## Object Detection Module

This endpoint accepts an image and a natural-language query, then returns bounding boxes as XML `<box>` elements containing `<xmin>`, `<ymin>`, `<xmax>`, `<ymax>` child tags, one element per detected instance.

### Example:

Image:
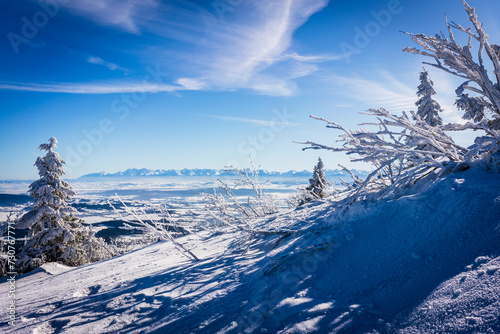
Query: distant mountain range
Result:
<box><xmin>80</xmin><ymin>168</ymin><xmax>368</xmax><ymax>179</ymax></box>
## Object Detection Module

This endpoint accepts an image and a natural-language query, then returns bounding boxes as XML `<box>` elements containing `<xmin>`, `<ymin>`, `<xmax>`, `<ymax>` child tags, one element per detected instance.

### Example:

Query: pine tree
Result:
<box><xmin>16</xmin><ymin>137</ymin><xmax>112</xmax><ymax>272</ymax></box>
<box><xmin>306</xmin><ymin>157</ymin><xmax>330</xmax><ymax>199</ymax></box>
<box><xmin>415</xmin><ymin>70</ymin><xmax>443</xmax><ymax>127</ymax></box>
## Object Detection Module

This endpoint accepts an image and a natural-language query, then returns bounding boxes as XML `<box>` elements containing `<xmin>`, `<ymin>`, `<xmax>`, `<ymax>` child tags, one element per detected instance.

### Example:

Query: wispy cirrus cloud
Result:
<box><xmin>10</xmin><ymin>0</ymin><xmax>337</xmax><ymax>97</ymax></box>
<box><xmin>59</xmin><ymin>0</ymin><xmax>158</xmax><ymax>33</ymax></box>
<box><xmin>325</xmin><ymin>65</ymin><xmax>465</xmax><ymax>123</ymax></box>
<box><xmin>281</xmin><ymin>52</ymin><xmax>345</xmax><ymax>62</ymax></box>
<box><xmin>131</xmin><ymin>0</ymin><xmax>335</xmax><ymax>96</ymax></box>
<box><xmin>326</xmin><ymin>70</ymin><xmax>417</xmax><ymax>112</ymax></box>
<box><xmin>203</xmin><ymin>114</ymin><xmax>299</xmax><ymax>127</ymax></box>
<box><xmin>87</xmin><ymin>56</ymin><xmax>129</xmax><ymax>72</ymax></box>
<box><xmin>190</xmin><ymin>0</ymin><xmax>333</xmax><ymax>95</ymax></box>
<box><xmin>0</xmin><ymin>81</ymin><xmax>180</xmax><ymax>94</ymax></box>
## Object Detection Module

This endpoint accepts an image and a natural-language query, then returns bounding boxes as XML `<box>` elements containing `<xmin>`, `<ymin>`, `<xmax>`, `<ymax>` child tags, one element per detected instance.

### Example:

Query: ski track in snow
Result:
<box><xmin>0</xmin><ymin>167</ymin><xmax>499</xmax><ymax>333</ymax></box>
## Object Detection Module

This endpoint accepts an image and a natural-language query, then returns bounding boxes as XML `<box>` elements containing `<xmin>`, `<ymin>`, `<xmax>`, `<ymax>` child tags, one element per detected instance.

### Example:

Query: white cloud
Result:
<box><xmin>0</xmin><ymin>81</ymin><xmax>180</xmax><ymax>94</ymax></box>
<box><xmin>327</xmin><ymin>71</ymin><xmax>416</xmax><ymax>112</ymax></box>
<box><xmin>203</xmin><ymin>114</ymin><xmax>299</xmax><ymax>127</ymax></box>
<box><xmin>326</xmin><ymin>63</ymin><xmax>468</xmax><ymax>124</ymax></box>
<box><xmin>130</xmin><ymin>0</ymin><xmax>333</xmax><ymax>96</ymax></box>
<box><xmin>59</xmin><ymin>0</ymin><xmax>158</xmax><ymax>33</ymax></box>
<box><xmin>87</xmin><ymin>56</ymin><xmax>128</xmax><ymax>72</ymax></box>
<box><xmin>11</xmin><ymin>0</ymin><xmax>334</xmax><ymax>96</ymax></box>
<box><xmin>175</xmin><ymin>78</ymin><xmax>207</xmax><ymax>91</ymax></box>
<box><xmin>199</xmin><ymin>0</ymin><xmax>330</xmax><ymax>93</ymax></box>
<box><xmin>246</xmin><ymin>75</ymin><xmax>297</xmax><ymax>97</ymax></box>
<box><xmin>282</xmin><ymin>52</ymin><xmax>345</xmax><ymax>62</ymax></box>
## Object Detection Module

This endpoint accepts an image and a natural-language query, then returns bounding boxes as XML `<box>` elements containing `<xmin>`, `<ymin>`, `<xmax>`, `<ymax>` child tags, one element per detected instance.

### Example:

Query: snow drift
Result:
<box><xmin>0</xmin><ymin>164</ymin><xmax>499</xmax><ymax>333</ymax></box>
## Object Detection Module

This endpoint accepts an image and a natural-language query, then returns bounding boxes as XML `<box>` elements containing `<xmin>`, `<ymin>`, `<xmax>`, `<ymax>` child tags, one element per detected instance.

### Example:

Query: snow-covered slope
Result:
<box><xmin>392</xmin><ymin>255</ymin><xmax>500</xmax><ymax>333</ymax></box>
<box><xmin>1</xmin><ymin>166</ymin><xmax>499</xmax><ymax>333</ymax></box>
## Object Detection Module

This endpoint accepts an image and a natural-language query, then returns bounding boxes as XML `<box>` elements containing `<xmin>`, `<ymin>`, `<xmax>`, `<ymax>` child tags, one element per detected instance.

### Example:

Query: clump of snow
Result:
<box><xmin>33</xmin><ymin>263</ymin><xmax>73</xmax><ymax>276</ymax></box>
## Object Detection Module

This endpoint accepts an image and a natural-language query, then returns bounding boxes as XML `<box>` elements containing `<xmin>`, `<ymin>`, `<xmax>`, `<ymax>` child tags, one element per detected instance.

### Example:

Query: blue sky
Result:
<box><xmin>1</xmin><ymin>0</ymin><xmax>499</xmax><ymax>179</ymax></box>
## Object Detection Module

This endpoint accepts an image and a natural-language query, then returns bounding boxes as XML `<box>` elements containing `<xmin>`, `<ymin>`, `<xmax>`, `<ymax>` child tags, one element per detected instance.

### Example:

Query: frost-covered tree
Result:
<box><xmin>298</xmin><ymin>1</ymin><xmax>500</xmax><ymax>205</ymax></box>
<box><xmin>298</xmin><ymin>109</ymin><xmax>476</xmax><ymax>203</ymax></box>
<box><xmin>16</xmin><ymin>137</ymin><xmax>112</xmax><ymax>272</ymax></box>
<box><xmin>306</xmin><ymin>157</ymin><xmax>330</xmax><ymax>199</ymax></box>
<box><xmin>403</xmin><ymin>0</ymin><xmax>500</xmax><ymax>129</ymax></box>
<box><xmin>415</xmin><ymin>70</ymin><xmax>443</xmax><ymax>127</ymax></box>
<box><xmin>200</xmin><ymin>159</ymin><xmax>278</xmax><ymax>223</ymax></box>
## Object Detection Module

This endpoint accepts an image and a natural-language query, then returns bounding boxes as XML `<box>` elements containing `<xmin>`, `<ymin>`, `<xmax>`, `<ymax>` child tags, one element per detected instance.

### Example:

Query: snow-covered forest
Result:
<box><xmin>1</xmin><ymin>0</ymin><xmax>500</xmax><ymax>333</ymax></box>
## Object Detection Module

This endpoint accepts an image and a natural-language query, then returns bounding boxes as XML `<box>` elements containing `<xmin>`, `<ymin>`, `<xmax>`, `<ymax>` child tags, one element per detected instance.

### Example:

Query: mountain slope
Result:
<box><xmin>79</xmin><ymin>168</ymin><xmax>368</xmax><ymax>179</ymax></box>
<box><xmin>1</xmin><ymin>166</ymin><xmax>499</xmax><ymax>333</ymax></box>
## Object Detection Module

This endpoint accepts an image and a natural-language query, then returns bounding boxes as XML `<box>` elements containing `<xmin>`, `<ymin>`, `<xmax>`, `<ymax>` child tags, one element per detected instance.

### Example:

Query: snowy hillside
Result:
<box><xmin>1</xmin><ymin>165</ymin><xmax>498</xmax><ymax>333</ymax></box>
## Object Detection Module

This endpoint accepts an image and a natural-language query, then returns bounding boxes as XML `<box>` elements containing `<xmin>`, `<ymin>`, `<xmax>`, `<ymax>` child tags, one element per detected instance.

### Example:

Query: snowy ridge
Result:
<box><xmin>1</xmin><ymin>166</ymin><xmax>499</xmax><ymax>333</ymax></box>
<box><xmin>80</xmin><ymin>168</ymin><xmax>368</xmax><ymax>179</ymax></box>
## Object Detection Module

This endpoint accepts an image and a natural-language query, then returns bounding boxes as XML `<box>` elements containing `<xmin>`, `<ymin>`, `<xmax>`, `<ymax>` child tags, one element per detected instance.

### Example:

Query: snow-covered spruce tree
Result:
<box><xmin>305</xmin><ymin>157</ymin><xmax>330</xmax><ymax>200</ymax></box>
<box><xmin>16</xmin><ymin>137</ymin><xmax>112</xmax><ymax>272</ymax></box>
<box><xmin>403</xmin><ymin>0</ymin><xmax>500</xmax><ymax>129</ymax></box>
<box><xmin>415</xmin><ymin>70</ymin><xmax>443</xmax><ymax>127</ymax></box>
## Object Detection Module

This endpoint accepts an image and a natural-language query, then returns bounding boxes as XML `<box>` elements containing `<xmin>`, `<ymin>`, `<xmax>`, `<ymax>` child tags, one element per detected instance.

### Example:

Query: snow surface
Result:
<box><xmin>1</xmin><ymin>166</ymin><xmax>499</xmax><ymax>333</ymax></box>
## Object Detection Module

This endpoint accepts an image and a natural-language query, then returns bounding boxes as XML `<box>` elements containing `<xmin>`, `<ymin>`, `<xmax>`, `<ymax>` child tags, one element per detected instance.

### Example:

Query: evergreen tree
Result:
<box><xmin>415</xmin><ymin>70</ymin><xmax>443</xmax><ymax>127</ymax></box>
<box><xmin>16</xmin><ymin>137</ymin><xmax>112</xmax><ymax>272</ymax></box>
<box><xmin>306</xmin><ymin>157</ymin><xmax>330</xmax><ymax>199</ymax></box>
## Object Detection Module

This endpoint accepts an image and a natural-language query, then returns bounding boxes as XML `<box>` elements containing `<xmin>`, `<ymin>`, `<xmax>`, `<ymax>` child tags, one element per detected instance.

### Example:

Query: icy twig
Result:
<box><xmin>109</xmin><ymin>196</ymin><xmax>200</xmax><ymax>262</ymax></box>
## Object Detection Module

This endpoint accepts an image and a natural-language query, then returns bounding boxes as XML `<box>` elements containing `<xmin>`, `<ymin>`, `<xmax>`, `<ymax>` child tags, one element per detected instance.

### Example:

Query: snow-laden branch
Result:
<box><xmin>299</xmin><ymin>109</ymin><xmax>467</xmax><ymax>164</ymax></box>
<box><xmin>200</xmin><ymin>159</ymin><xmax>279</xmax><ymax>223</ymax></box>
<box><xmin>402</xmin><ymin>0</ymin><xmax>500</xmax><ymax>129</ymax></box>
<box><xmin>109</xmin><ymin>196</ymin><xmax>200</xmax><ymax>262</ymax></box>
<box><xmin>297</xmin><ymin>108</ymin><xmax>486</xmax><ymax>203</ymax></box>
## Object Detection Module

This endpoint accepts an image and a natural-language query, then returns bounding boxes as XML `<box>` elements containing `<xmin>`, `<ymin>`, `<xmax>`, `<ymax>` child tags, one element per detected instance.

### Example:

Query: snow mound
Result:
<box><xmin>233</xmin><ymin>167</ymin><xmax>500</xmax><ymax>333</ymax></box>
<box><xmin>31</xmin><ymin>263</ymin><xmax>73</xmax><ymax>276</ymax></box>
<box><xmin>391</xmin><ymin>255</ymin><xmax>500</xmax><ymax>333</ymax></box>
<box><xmin>10</xmin><ymin>262</ymin><xmax>74</xmax><ymax>282</ymax></box>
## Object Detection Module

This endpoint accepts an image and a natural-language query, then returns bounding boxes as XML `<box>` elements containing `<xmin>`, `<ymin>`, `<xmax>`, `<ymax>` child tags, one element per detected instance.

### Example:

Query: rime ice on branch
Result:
<box><xmin>402</xmin><ymin>0</ymin><xmax>500</xmax><ymax>129</ymax></box>
<box><xmin>298</xmin><ymin>108</ymin><xmax>471</xmax><ymax>201</ymax></box>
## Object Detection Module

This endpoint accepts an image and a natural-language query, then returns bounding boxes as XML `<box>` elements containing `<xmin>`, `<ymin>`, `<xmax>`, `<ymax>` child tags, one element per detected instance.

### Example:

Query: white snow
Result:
<box><xmin>0</xmin><ymin>166</ymin><xmax>499</xmax><ymax>333</ymax></box>
<box><xmin>393</xmin><ymin>256</ymin><xmax>500</xmax><ymax>333</ymax></box>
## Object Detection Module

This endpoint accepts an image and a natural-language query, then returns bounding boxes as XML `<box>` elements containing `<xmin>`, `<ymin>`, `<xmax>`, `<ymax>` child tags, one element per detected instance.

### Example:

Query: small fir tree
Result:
<box><xmin>16</xmin><ymin>137</ymin><xmax>112</xmax><ymax>272</ymax></box>
<box><xmin>306</xmin><ymin>157</ymin><xmax>330</xmax><ymax>199</ymax></box>
<box><xmin>415</xmin><ymin>69</ymin><xmax>443</xmax><ymax>127</ymax></box>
